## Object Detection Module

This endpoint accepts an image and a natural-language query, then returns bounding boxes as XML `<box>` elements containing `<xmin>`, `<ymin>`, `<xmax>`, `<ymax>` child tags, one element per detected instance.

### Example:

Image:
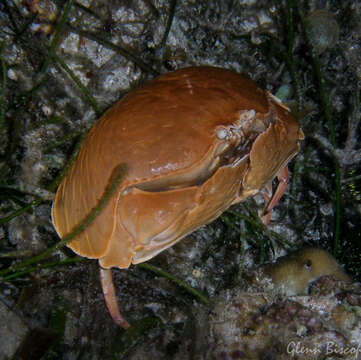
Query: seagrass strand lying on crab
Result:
<box><xmin>52</xmin><ymin>66</ymin><xmax>304</xmax><ymax>328</ymax></box>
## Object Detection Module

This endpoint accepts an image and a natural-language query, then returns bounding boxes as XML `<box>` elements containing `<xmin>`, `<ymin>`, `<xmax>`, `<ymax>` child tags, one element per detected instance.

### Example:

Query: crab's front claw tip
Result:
<box><xmin>99</xmin><ymin>267</ymin><xmax>131</xmax><ymax>329</ymax></box>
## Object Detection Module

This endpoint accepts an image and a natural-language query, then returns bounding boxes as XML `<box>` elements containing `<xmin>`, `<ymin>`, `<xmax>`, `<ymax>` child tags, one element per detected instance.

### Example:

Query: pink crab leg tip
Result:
<box><xmin>267</xmin><ymin>166</ymin><xmax>289</xmax><ymax>212</ymax></box>
<box><xmin>261</xmin><ymin>211</ymin><xmax>272</xmax><ymax>226</ymax></box>
<box><xmin>261</xmin><ymin>166</ymin><xmax>290</xmax><ymax>225</ymax></box>
<box><xmin>99</xmin><ymin>267</ymin><xmax>130</xmax><ymax>329</ymax></box>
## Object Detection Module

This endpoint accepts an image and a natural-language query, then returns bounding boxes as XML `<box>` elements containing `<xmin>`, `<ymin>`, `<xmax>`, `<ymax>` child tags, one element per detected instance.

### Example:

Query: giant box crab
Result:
<box><xmin>52</xmin><ymin>66</ymin><xmax>304</xmax><ymax>328</ymax></box>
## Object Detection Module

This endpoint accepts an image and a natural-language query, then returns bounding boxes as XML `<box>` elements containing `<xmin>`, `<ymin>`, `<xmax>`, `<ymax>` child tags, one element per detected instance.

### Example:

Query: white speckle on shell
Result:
<box><xmin>186</xmin><ymin>79</ymin><xmax>194</xmax><ymax>94</ymax></box>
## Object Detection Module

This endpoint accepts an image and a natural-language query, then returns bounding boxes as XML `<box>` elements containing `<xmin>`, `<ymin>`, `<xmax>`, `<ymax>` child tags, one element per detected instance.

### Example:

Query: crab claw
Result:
<box><xmin>260</xmin><ymin>166</ymin><xmax>290</xmax><ymax>225</ymax></box>
<box><xmin>99</xmin><ymin>267</ymin><xmax>130</xmax><ymax>329</ymax></box>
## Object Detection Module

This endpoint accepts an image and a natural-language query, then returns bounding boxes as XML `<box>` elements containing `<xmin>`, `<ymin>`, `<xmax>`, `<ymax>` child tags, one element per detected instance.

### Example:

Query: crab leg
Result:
<box><xmin>99</xmin><ymin>267</ymin><xmax>130</xmax><ymax>329</ymax></box>
<box><xmin>261</xmin><ymin>166</ymin><xmax>290</xmax><ymax>225</ymax></box>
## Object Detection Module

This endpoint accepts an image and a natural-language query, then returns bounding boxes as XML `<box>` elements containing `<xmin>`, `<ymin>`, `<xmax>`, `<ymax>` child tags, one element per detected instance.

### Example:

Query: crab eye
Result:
<box><xmin>304</xmin><ymin>259</ymin><xmax>312</xmax><ymax>269</ymax></box>
<box><xmin>216</xmin><ymin>128</ymin><xmax>228</xmax><ymax>140</ymax></box>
